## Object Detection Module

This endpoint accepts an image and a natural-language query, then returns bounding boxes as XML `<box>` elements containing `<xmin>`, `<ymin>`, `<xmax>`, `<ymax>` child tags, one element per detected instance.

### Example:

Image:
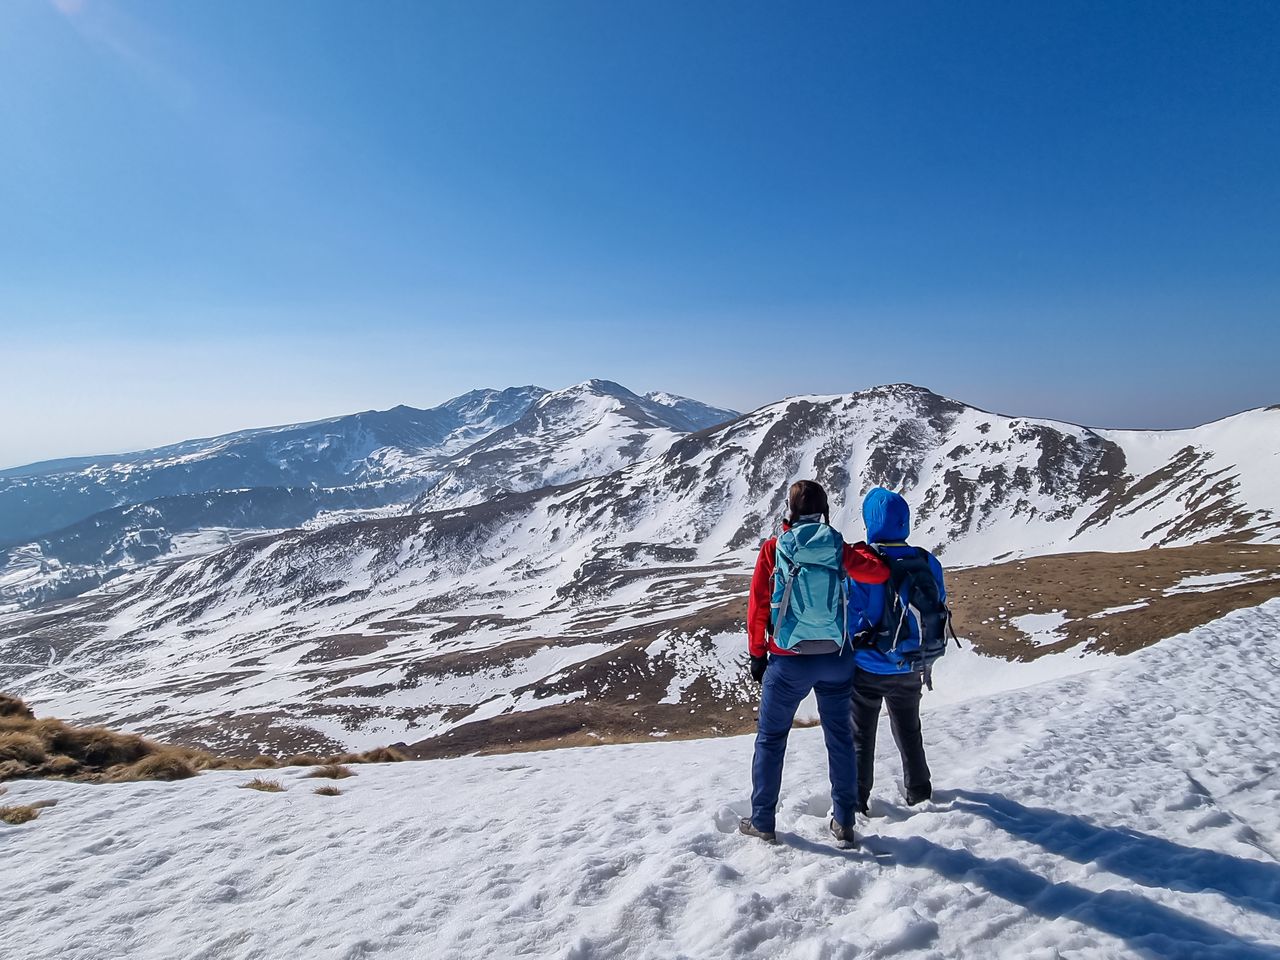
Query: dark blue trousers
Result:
<box><xmin>750</xmin><ymin>650</ymin><xmax>858</xmax><ymax>832</ymax></box>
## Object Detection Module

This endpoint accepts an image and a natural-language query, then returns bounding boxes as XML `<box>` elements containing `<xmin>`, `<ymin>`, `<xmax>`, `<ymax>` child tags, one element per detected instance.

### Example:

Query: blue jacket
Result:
<box><xmin>849</xmin><ymin>488</ymin><xmax>947</xmax><ymax>675</ymax></box>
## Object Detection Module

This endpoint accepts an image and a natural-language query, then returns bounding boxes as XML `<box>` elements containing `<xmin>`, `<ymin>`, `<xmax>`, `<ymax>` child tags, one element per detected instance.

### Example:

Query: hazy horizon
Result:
<box><xmin>4</xmin><ymin>373</ymin><xmax>1275</xmax><ymax>472</ymax></box>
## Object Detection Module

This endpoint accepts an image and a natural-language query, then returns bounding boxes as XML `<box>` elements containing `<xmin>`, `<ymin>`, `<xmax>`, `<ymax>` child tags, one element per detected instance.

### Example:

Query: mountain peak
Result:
<box><xmin>530</xmin><ymin>380</ymin><xmax>737</xmax><ymax>434</ymax></box>
<box><xmin>844</xmin><ymin>383</ymin><xmax>970</xmax><ymax>421</ymax></box>
<box><xmin>407</xmin><ymin>381</ymin><xmax>739</xmax><ymax>514</ymax></box>
<box><xmin>854</xmin><ymin>383</ymin><xmax>949</xmax><ymax>402</ymax></box>
<box><xmin>553</xmin><ymin>379</ymin><xmax>638</xmax><ymax>400</ymax></box>
<box><xmin>439</xmin><ymin>385</ymin><xmax>547</xmax><ymax>417</ymax></box>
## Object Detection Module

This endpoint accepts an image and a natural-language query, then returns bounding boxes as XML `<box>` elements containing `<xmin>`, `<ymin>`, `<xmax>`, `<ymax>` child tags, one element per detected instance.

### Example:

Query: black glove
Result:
<box><xmin>749</xmin><ymin>654</ymin><xmax>769</xmax><ymax>684</ymax></box>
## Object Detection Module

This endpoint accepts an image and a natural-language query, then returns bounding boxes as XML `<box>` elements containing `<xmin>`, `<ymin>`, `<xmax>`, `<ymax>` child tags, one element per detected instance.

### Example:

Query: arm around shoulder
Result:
<box><xmin>842</xmin><ymin>540</ymin><xmax>890</xmax><ymax>584</ymax></box>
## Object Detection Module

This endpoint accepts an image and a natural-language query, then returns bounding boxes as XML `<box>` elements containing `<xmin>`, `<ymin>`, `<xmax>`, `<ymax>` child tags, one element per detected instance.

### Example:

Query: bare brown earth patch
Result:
<box><xmin>949</xmin><ymin>542</ymin><xmax>1280</xmax><ymax>658</ymax></box>
<box><xmin>297</xmin><ymin>634</ymin><xmax>390</xmax><ymax>664</ymax></box>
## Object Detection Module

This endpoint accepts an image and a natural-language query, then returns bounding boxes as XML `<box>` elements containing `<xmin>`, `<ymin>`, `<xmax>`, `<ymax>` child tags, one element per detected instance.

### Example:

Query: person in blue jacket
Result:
<box><xmin>847</xmin><ymin>487</ymin><xmax>947</xmax><ymax>812</ymax></box>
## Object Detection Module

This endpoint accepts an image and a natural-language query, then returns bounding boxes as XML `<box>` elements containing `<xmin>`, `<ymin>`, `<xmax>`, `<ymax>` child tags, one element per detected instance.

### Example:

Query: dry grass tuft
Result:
<box><xmin>0</xmin><ymin>804</ymin><xmax>42</xmax><ymax>825</ymax></box>
<box><xmin>0</xmin><ymin>707</ymin><xmax>191</xmax><ymax>782</ymax></box>
<box><xmin>240</xmin><ymin>777</ymin><xmax>285</xmax><ymax>793</ymax></box>
<box><xmin>280</xmin><ymin>747</ymin><xmax>406</xmax><ymax>769</ymax></box>
<box><xmin>0</xmin><ymin>731</ymin><xmax>47</xmax><ymax>764</ymax></box>
<box><xmin>31</xmin><ymin>717</ymin><xmax>151</xmax><ymax>767</ymax></box>
<box><xmin>354</xmin><ymin>746</ymin><xmax>408</xmax><ymax>764</ymax></box>
<box><xmin>0</xmin><ymin>694</ymin><xmax>35</xmax><ymax>720</ymax></box>
<box><xmin>186</xmin><ymin>753</ymin><xmax>267</xmax><ymax>772</ymax></box>
<box><xmin>0</xmin><ymin>689</ymin><xmax>411</xmax><ymax>785</ymax></box>
<box><xmin>313</xmin><ymin>785</ymin><xmax>342</xmax><ymax>797</ymax></box>
<box><xmin>306</xmin><ymin>763</ymin><xmax>354</xmax><ymax>780</ymax></box>
<box><xmin>282</xmin><ymin>754</ymin><xmax>325</xmax><ymax>768</ymax></box>
<box><xmin>0</xmin><ymin>692</ymin><xmax>213</xmax><ymax>784</ymax></box>
<box><xmin>41</xmin><ymin>754</ymin><xmax>80</xmax><ymax>776</ymax></box>
<box><xmin>112</xmin><ymin>751</ymin><xmax>198</xmax><ymax>782</ymax></box>
<box><xmin>0</xmin><ymin>799</ymin><xmax>56</xmax><ymax>825</ymax></box>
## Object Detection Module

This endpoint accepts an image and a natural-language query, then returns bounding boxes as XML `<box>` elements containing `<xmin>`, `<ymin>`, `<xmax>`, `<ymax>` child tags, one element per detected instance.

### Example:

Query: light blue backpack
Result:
<box><xmin>770</xmin><ymin>521</ymin><xmax>849</xmax><ymax>651</ymax></box>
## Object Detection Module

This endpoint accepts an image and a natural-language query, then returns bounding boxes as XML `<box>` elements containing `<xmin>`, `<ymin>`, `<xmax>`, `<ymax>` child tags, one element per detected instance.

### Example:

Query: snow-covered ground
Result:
<box><xmin>4</xmin><ymin>601</ymin><xmax>1280</xmax><ymax>959</ymax></box>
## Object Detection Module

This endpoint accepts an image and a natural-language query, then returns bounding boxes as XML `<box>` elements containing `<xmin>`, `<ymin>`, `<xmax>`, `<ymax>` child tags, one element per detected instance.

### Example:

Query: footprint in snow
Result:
<box><xmin>713</xmin><ymin>803</ymin><xmax>750</xmax><ymax>833</ymax></box>
<box><xmin>798</xmin><ymin>792</ymin><xmax>832</xmax><ymax>817</ymax></box>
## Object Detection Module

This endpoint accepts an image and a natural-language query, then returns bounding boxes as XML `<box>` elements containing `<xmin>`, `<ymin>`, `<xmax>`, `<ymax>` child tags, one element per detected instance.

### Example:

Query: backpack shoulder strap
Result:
<box><xmin>771</xmin><ymin>535</ymin><xmax>800</xmax><ymax>625</ymax></box>
<box><xmin>874</xmin><ymin>551</ymin><xmax>910</xmax><ymax>647</ymax></box>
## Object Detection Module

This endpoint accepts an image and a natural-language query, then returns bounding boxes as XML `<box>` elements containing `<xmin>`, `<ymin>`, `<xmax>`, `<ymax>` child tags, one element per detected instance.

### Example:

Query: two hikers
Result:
<box><xmin>740</xmin><ymin>480</ymin><xmax>891</xmax><ymax>846</ymax></box>
<box><xmin>742</xmin><ymin>481</ymin><xmax>950</xmax><ymax>844</ymax></box>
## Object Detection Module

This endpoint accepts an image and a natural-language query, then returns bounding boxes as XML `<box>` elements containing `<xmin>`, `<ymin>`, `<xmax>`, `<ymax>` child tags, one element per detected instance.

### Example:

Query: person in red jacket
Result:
<box><xmin>740</xmin><ymin>480</ymin><xmax>891</xmax><ymax>846</ymax></box>
<box><xmin>746</xmin><ymin>502</ymin><xmax>890</xmax><ymax>667</ymax></box>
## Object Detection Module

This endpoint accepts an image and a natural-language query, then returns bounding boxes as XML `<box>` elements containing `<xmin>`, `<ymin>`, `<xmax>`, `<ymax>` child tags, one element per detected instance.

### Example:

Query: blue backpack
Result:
<box><xmin>770</xmin><ymin>522</ymin><xmax>849</xmax><ymax>650</ymax></box>
<box><xmin>856</xmin><ymin>546</ymin><xmax>960</xmax><ymax>688</ymax></box>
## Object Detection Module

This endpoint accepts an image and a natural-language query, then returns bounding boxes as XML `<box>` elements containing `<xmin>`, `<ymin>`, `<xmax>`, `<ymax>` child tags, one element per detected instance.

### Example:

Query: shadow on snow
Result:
<box><xmin>948</xmin><ymin>789</ymin><xmax>1280</xmax><ymax>923</ymax></box>
<box><xmin>775</xmin><ymin>787</ymin><xmax>1280</xmax><ymax>960</ymax></box>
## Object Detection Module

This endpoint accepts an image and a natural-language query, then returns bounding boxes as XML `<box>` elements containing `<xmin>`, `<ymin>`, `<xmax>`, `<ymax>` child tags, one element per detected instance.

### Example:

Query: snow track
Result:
<box><xmin>4</xmin><ymin>601</ymin><xmax>1280</xmax><ymax>959</ymax></box>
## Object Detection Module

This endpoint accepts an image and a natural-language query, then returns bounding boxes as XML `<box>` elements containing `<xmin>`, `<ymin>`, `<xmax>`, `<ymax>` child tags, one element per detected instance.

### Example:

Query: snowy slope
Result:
<box><xmin>411</xmin><ymin>380</ymin><xmax>738</xmax><ymax>512</ymax></box>
<box><xmin>1079</xmin><ymin>408</ymin><xmax>1280</xmax><ymax>552</ymax></box>
<box><xmin>4</xmin><ymin>600</ymin><xmax>1279</xmax><ymax>960</ymax></box>
<box><xmin>643</xmin><ymin>390</ymin><xmax>741</xmax><ymax>432</ymax></box>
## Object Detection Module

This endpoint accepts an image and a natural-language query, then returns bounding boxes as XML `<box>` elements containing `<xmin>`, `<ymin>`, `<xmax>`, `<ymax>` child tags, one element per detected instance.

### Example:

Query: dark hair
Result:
<box><xmin>786</xmin><ymin>479</ymin><xmax>830</xmax><ymax>524</ymax></box>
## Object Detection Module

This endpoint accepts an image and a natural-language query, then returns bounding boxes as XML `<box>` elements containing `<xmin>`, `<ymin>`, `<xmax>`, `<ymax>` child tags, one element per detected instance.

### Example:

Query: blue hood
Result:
<box><xmin>863</xmin><ymin>487</ymin><xmax>910</xmax><ymax>543</ymax></box>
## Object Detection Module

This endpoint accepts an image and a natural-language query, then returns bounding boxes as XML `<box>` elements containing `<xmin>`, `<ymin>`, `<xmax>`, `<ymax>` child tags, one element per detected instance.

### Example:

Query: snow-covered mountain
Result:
<box><xmin>2</xmin><ymin>383</ymin><xmax>1276</xmax><ymax>756</ymax></box>
<box><xmin>0</xmin><ymin>388</ymin><xmax>549</xmax><ymax>610</ymax></box>
<box><xmin>0</xmin><ymin>386</ymin><xmax>547</xmax><ymax>546</ymax></box>
<box><xmin>642</xmin><ymin>390</ymin><xmax>740</xmax><ymax>433</ymax></box>
<box><xmin>411</xmin><ymin>380</ymin><xmax>739</xmax><ymax>512</ymax></box>
<box><xmin>0</xmin><ymin>382</ymin><xmax>737</xmax><ymax>610</ymax></box>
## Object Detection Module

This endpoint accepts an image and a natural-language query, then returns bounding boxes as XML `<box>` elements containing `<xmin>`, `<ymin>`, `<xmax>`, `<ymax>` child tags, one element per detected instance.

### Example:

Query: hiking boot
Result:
<box><xmin>739</xmin><ymin>818</ymin><xmax>778</xmax><ymax>844</ymax></box>
<box><xmin>901</xmin><ymin>782</ymin><xmax>933</xmax><ymax>806</ymax></box>
<box><xmin>828</xmin><ymin>818</ymin><xmax>859</xmax><ymax>848</ymax></box>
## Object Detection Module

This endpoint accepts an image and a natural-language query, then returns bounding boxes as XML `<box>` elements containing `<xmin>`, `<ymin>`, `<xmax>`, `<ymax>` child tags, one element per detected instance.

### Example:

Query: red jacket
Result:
<box><xmin>747</xmin><ymin>527</ymin><xmax>890</xmax><ymax>658</ymax></box>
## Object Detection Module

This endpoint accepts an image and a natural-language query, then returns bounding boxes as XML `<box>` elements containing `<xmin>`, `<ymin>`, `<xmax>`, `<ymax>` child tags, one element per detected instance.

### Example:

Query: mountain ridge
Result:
<box><xmin>409</xmin><ymin>379</ymin><xmax>739</xmax><ymax>513</ymax></box>
<box><xmin>0</xmin><ymin>386</ymin><xmax>550</xmax><ymax>546</ymax></box>
<box><xmin>0</xmin><ymin>381</ymin><xmax>741</xmax><ymax>611</ymax></box>
<box><xmin>2</xmin><ymin>381</ymin><xmax>1276</xmax><ymax>756</ymax></box>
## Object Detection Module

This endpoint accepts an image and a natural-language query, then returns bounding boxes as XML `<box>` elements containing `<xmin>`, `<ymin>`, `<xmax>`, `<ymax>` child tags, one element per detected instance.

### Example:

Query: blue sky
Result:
<box><xmin>1</xmin><ymin>0</ymin><xmax>1277</xmax><ymax>467</ymax></box>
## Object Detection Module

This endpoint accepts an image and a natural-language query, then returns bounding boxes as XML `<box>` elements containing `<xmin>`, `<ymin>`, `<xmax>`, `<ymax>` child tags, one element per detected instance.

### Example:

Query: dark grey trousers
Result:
<box><xmin>851</xmin><ymin>668</ymin><xmax>931</xmax><ymax>807</ymax></box>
